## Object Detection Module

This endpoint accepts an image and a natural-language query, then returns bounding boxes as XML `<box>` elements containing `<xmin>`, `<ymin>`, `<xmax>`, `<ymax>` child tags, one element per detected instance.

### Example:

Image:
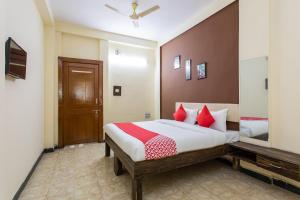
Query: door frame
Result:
<box><xmin>58</xmin><ymin>57</ymin><xmax>103</xmax><ymax>148</ymax></box>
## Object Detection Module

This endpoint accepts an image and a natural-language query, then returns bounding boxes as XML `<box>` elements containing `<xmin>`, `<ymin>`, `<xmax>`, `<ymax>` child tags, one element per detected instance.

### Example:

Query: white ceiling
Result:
<box><xmin>49</xmin><ymin>0</ymin><xmax>214</xmax><ymax>41</ymax></box>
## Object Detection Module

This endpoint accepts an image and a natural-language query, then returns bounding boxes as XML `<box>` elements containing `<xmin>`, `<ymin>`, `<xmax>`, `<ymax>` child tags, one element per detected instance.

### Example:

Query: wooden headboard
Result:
<box><xmin>176</xmin><ymin>102</ymin><xmax>240</xmax><ymax>131</ymax></box>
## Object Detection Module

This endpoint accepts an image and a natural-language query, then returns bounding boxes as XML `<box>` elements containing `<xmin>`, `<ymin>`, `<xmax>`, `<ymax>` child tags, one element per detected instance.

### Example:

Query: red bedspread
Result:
<box><xmin>114</xmin><ymin>122</ymin><xmax>177</xmax><ymax>160</ymax></box>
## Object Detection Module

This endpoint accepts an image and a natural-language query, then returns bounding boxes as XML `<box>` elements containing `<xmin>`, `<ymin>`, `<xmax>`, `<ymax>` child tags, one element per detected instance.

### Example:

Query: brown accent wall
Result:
<box><xmin>160</xmin><ymin>1</ymin><xmax>239</xmax><ymax>119</ymax></box>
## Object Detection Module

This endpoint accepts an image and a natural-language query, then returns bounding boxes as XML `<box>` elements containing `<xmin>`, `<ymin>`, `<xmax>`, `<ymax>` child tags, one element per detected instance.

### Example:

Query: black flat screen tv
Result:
<box><xmin>5</xmin><ymin>37</ymin><xmax>27</xmax><ymax>79</ymax></box>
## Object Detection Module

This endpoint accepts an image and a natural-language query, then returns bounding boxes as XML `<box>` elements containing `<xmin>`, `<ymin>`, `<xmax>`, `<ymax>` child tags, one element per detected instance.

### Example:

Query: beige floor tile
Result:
<box><xmin>19</xmin><ymin>184</ymin><xmax>49</xmax><ymax>200</ymax></box>
<box><xmin>19</xmin><ymin>143</ymin><xmax>299</xmax><ymax>200</ymax></box>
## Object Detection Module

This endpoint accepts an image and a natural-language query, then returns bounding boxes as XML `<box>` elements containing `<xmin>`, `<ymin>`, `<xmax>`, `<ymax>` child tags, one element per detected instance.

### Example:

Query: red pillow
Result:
<box><xmin>173</xmin><ymin>104</ymin><xmax>187</xmax><ymax>121</ymax></box>
<box><xmin>197</xmin><ymin>105</ymin><xmax>215</xmax><ymax>127</ymax></box>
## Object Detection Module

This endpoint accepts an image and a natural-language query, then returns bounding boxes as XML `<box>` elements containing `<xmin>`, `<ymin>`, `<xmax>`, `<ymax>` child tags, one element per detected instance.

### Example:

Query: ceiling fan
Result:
<box><xmin>105</xmin><ymin>1</ymin><xmax>160</xmax><ymax>28</ymax></box>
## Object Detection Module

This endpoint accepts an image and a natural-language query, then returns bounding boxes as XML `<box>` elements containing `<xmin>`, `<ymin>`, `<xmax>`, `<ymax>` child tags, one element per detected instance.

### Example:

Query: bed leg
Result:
<box><xmin>132</xmin><ymin>178</ymin><xmax>142</xmax><ymax>200</ymax></box>
<box><xmin>105</xmin><ymin>142</ymin><xmax>110</xmax><ymax>157</ymax></box>
<box><xmin>114</xmin><ymin>156</ymin><xmax>123</xmax><ymax>176</ymax></box>
<box><xmin>232</xmin><ymin>157</ymin><xmax>240</xmax><ymax>170</ymax></box>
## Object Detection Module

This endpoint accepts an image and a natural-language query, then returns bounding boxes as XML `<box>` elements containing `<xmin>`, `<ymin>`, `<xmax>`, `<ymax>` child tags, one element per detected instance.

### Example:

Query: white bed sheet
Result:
<box><xmin>103</xmin><ymin>119</ymin><xmax>239</xmax><ymax>161</ymax></box>
<box><xmin>240</xmin><ymin>120</ymin><xmax>269</xmax><ymax>137</ymax></box>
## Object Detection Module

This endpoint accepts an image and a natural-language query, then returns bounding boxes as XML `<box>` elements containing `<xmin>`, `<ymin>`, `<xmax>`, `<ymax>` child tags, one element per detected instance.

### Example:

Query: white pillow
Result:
<box><xmin>184</xmin><ymin>108</ymin><xmax>198</xmax><ymax>125</ymax></box>
<box><xmin>210</xmin><ymin>109</ymin><xmax>228</xmax><ymax>132</ymax></box>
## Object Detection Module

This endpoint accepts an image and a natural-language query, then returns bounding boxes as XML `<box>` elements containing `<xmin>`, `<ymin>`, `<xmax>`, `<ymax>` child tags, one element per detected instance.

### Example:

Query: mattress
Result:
<box><xmin>104</xmin><ymin>119</ymin><xmax>239</xmax><ymax>161</ymax></box>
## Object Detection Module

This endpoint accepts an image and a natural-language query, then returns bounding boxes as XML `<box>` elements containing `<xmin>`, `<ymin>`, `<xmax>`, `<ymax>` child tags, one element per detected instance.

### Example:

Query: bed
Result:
<box><xmin>104</xmin><ymin>103</ymin><xmax>239</xmax><ymax>200</ymax></box>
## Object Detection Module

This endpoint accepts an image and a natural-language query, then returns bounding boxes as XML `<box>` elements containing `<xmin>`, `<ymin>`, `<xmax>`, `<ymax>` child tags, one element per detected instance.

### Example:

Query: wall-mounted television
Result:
<box><xmin>5</xmin><ymin>37</ymin><xmax>27</xmax><ymax>79</ymax></box>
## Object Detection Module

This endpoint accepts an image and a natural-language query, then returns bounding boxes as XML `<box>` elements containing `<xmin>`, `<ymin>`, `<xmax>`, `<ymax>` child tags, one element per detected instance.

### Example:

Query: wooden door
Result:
<box><xmin>58</xmin><ymin>57</ymin><xmax>103</xmax><ymax>147</ymax></box>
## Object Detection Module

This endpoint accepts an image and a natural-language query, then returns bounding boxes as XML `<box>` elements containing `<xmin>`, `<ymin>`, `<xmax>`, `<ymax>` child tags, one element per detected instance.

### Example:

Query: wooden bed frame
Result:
<box><xmin>104</xmin><ymin>103</ymin><xmax>239</xmax><ymax>200</ymax></box>
<box><xmin>105</xmin><ymin>133</ymin><xmax>234</xmax><ymax>200</ymax></box>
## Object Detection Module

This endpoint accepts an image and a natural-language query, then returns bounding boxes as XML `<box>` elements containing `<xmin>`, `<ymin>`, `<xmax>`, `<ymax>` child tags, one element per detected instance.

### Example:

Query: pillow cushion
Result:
<box><xmin>210</xmin><ymin>109</ymin><xmax>228</xmax><ymax>132</ymax></box>
<box><xmin>173</xmin><ymin>104</ymin><xmax>186</xmax><ymax>121</ymax></box>
<box><xmin>184</xmin><ymin>108</ymin><xmax>198</xmax><ymax>125</ymax></box>
<box><xmin>197</xmin><ymin>105</ymin><xmax>215</xmax><ymax>127</ymax></box>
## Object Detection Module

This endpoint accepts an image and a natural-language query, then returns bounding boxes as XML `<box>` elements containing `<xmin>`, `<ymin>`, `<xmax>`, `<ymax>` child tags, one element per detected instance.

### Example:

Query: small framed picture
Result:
<box><xmin>174</xmin><ymin>55</ymin><xmax>181</xmax><ymax>69</ymax></box>
<box><xmin>113</xmin><ymin>86</ymin><xmax>121</xmax><ymax>96</ymax></box>
<box><xmin>197</xmin><ymin>63</ymin><xmax>207</xmax><ymax>79</ymax></box>
<box><xmin>185</xmin><ymin>59</ymin><xmax>191</xmax><ymax>80</ymax></box>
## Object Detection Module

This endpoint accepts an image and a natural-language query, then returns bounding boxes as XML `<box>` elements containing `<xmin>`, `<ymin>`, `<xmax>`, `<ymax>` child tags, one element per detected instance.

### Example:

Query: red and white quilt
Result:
<box><xmin>114</xmin><ymin>122</ymin><xmax>177</xmax><ymax>160</ymax></box>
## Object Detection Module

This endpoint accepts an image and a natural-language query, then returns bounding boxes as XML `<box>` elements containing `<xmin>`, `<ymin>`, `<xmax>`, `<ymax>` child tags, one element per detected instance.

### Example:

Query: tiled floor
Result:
<box><xmin>19</xmin><ymin>143</ymin><xmax>299</xmax><ymax>200</ymax></box>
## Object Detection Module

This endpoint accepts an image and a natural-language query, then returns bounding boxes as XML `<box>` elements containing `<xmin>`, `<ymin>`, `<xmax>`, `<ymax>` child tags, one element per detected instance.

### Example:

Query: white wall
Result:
<box><xmin>107</xmin><ymin>42</ymin><xmax>155</xmax><ymax>122</ymax></box>
<box><xmin>44</xmin><ymin>25</ymin><xmax>56</xmax><ymax>148</ymax></box>
<box><xmin>55</xmin><ymin>22</ymin><xmax>157</xmax><ymax>49</ymax></box>
<box><xmin>1</xmin><ymin>0</ymin><xmax>45</xmax><ymax>199</ymax></box>
<box><xmin>239</xmin><ymin>0</ymin><xmax>269</xmax><ymax>60</ymax></box>
<box><xmin>153</xmin><ymin>46</ymin><xmax>160</xmax><ymax>119</ymax></box>
<box><xmin>99</xmin><ymin>39</ymin><xmax>109</xmax><ymax>125</ymax></box>
<box><xmin>269</xmin><ymin>0</ymin><xmax>300</xmax><ymax>154</ymax></box>
<box><xmin>0</xmin><ymin>0</ymin><xmax>6</xmax><ymax>199</ymax></box>
<box><xmin>61</xmin><ymin>33</ymin><xmax>100</xmax><ymax>60</ymax></box>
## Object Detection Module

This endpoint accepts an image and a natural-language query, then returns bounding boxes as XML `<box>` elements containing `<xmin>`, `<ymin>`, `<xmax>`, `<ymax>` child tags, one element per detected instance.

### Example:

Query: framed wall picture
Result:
<box><xmin>197</xmin><ymin>63</ymin><xmax>207</xmax><ymax>79</ymax></box>
<box><xmin>174</xmin><ymin>55</ymin><xmax>181</xmax><ymax>69</ymax></box>
<box><xmin>113</xmin><ymin>86</ymin><xmax>122</xmax><ymax>96</ymax></box>
<box><xmin>185</xmin><ymin>59</ymin><xmax>191</xmax><ymax>80</ymax></box>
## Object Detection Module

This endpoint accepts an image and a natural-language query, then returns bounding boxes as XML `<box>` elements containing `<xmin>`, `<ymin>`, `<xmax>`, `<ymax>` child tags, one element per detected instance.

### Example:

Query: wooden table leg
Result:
<box><xmin>232</xmin><ymin>157</ymin><xmax>240</xmax><ymax>170</ymax></box>
<box><xmin>114</xmin><ymin>156</ymin><xmax>123</xmax><ymax>176</ymax></box>
<box><xmin>132</xmin><ymin>178</ymin><xmax>142</xmax><ymax>200</ymax></box>
<box><xmin>105</xmin><ymin>142</ymin><xmax>110</xmax><ymax>157</ymax></box>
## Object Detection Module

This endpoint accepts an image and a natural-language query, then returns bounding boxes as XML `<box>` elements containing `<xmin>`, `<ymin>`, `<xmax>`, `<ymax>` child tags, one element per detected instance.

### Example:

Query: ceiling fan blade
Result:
<box><xmin>132</xmin><ymin>20</ymin><xmax>139</xmax><ymax>28</ymax></box>
<box><xmin>105</xmin><ymin>4</ymin><xmax>127</xmax><ymax>16</ymax></box>
<box><xmin>137</xmin><ymin>5</ymin><xmax>160</xmax><ymax>18</ymax></box>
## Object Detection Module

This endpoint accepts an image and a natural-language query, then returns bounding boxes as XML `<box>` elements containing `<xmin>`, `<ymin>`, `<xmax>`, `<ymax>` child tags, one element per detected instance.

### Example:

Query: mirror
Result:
<box><xmin>239</xmin><ymin>57</ymin><xmax>269</xmax><ymax>142</ymax></box>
